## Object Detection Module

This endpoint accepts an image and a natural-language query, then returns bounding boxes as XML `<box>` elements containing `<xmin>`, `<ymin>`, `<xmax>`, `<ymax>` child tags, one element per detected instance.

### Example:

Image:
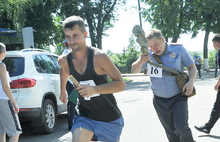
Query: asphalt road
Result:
<box><xmin>19</xmin><ymin>113</ymin><xmax>71</xmax><ymax>142</ymax></box>
<box><xmin>18</xmin><ymin>70</ymin><xmax>220</xmax><ymax>142</ymax></box>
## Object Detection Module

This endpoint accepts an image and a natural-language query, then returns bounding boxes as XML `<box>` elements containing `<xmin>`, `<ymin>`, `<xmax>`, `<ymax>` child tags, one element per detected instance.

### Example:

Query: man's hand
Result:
<box><xmin>183</xmin><ymin>83</ymin><xmax>193</xmax><ymax>96</ymax></box>
<box><xmin>140</xmin><ymin>53</ymin><xmax>149</xmax><ymax>63</ymax></box>
<box><xmin>59</xmin><ymin>92</ymin><xmax>68</xmax><ymax>104</ymax></box>
<box><xmin>13</xmin><ymin>103</ymin><xmax>19</xmax><ymax>114</ymax></box>
<box><xmin>214</xmin><ymin>83</ymin><xmax>220</xmax><ymax>91</ymax></box>
<box><xmin>76</xmin><ymin>84</ymin><xmax>95</xmax><ymax>98</ymax></box>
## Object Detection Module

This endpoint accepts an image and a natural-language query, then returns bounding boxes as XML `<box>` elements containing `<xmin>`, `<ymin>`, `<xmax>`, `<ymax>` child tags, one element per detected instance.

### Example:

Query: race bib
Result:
<box><xmin>80</xmin><ymin>80</ymin><xmax>100</xmax><ymax>100</ymax></box>
<box><xmin>147</xmin><ymin>64</ymin><xmax>163</xmax><ymax>78</ymax></box>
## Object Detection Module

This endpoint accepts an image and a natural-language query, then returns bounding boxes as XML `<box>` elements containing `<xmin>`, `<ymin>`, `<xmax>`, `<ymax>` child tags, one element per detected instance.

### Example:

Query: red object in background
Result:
<box><xmin>64</xmin><ymin>42</ymin><xmax>69</xmax><ymax>46</ymax></box>
<box><xmin>10</xmin><ymin>78</ymin><xmax>36</xmax><ymax>89</ymax></box>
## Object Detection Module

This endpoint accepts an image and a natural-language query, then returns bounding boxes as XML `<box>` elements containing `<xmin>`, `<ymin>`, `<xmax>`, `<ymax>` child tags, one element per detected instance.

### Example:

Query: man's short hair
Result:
<box><xmin>212</xmin><ymin>34</ymin><xmax>220</xmax><ymax>43</ymax></box>
<box><xmin>62</xmin><ymin>15</ymin><xmax>86</xmax><ymax>33</ymax></box>
<box><xmin>146</xmin><ymin>29</ymin><xmax>163</xmax><ymax>40</ymax></box>
<box><xmin>0</xmin><ymin>42</ymin><xmax>6</xmax><ymax>53</ymax></box>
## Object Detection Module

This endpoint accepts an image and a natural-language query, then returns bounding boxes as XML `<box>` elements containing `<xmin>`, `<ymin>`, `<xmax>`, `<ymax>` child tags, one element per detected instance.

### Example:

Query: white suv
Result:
<box><xmin>3</xmin><ymin>49</ymin><xmax>67</xmax><ymax>134</ymax></box>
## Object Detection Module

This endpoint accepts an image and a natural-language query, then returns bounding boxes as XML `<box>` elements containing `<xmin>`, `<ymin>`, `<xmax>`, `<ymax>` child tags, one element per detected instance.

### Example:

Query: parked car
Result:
<box><xmin>3</xmin><ymin>48</ymin><xmax>67</xmax><ymax>134</ymax></box>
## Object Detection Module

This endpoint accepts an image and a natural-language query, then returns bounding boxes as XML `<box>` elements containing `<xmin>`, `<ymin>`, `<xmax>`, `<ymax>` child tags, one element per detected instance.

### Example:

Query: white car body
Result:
<box><xmin>4</xmin><ymin>49</ymin><xmax>66</xmax><ymax>133</ymax></box>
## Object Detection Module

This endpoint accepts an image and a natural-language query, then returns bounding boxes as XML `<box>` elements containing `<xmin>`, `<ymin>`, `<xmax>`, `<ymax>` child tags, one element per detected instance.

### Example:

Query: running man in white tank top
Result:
<box><xmin>0</xmin><ymin>42</ymin><xmax>22</xmax><ymax>142</ymax></box>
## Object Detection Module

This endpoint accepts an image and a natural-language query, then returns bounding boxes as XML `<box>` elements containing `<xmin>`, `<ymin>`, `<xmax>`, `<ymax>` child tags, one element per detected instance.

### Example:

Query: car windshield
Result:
<box><xmin>3</xmin><ymin>57</ymin><xmax>25</xmax><ymax>77</ymax></box>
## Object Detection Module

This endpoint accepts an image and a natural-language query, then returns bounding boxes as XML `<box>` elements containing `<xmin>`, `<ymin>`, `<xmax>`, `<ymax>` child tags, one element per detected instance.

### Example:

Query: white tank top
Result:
<box><xmin>0</xmin><ymin>62</ymin><xmax>11</xmax><ymax>100</ymax></box>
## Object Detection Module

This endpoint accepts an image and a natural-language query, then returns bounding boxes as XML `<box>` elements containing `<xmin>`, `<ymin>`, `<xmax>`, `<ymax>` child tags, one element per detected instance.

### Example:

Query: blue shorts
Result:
<box><xmin>71</xmin><ymin>115</ymin><xmax>124</xmax><ymax>142</ymax></box>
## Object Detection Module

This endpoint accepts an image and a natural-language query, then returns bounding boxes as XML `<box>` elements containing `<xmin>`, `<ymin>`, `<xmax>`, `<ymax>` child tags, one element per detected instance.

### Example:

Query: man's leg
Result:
<box><xmin>0</xmin><ymin>134</ymin><xmax>6</xmax><ymax>142</ymax></box>
<box><xmin>72</xmin><ymin>128</ymin><xmax>94</xmax><ymax>142</ymax></box>
<box><xmin>205</xmin><ymin>90</ymin><xmax>220</xmax><ymax>130</ymax></box>
<box><xmin>66</xmin><ymin>81</ymin><xmax>76</xmax><ymax>130</ymax></box>
<box><xmin>195</xmin><ymin>89</ymin><xmax>220</xmax><ymax>134</ymax></box>
<box><xmin>9</xmin><ymin>135</ymin><xmax>20</xmax><ymax>142</ymax></box>
<box><xmin>196</xmin><ymin>65</ymin><xmax>201</xmax><ymax>78</ymax></box>
<box><xmin>153</xmin><ymin>96</ymin><xmax>180</xmax><ymax>142</ymax></box>
<box><xmin>198</xmin><ymin>65</ymin><xmax>201</xmax><ymax>78</ymax></box>
<box><xmin>172</xmin><ymin>95</ymin><xmax>194</xmax><ymax>142</ymax></box>
<box><xmin>68</xmin><ymin>101</ymin><xmax>76</xmax><ymax>130</ymax></box>
<box><xmin>218</xmin><ymin>60</ymin><xmax>220</xmax><ymax>68</ymax></box>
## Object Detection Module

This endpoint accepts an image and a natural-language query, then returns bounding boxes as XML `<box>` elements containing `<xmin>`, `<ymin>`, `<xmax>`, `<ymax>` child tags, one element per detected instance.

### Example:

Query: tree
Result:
<box><xmin>1</xmin><ymin>0</ymin><xmax>127</xmax><ymax>52</ymax></box>
<box><xmin>142</xmin><ymin>0</ymin><xmax>193</xmax><ymax>42</ymax></box>
<box><xmin>0</xmin><ymin>0</ymin><xmax>40</xmax><ymax>30</ymax></box>
<box><xmin>0</xmin><ymin>9</ymin><xmax>14</xmax><ymax>30</ymax></box>
<box><xmin>190</xmin><ymin>0</ymin><xmax>220</xmax><ymax>70</ymax></box>
<box><xmin>45</xmin><ymin>0</ymin><xmax>127</xmax><ymax>52</ymax></box>
<box><xmin>0</xmin><ymin>0</ymin><xmax>56</xmax><ymax>49</ymax></box>
<box><xmin>80</xmin><ymin>0</ymin><xmax>126</xmax><ymax>49</ymax></box>
<box><xmin>23</xmin><ymin>0</ymin><xmax>67</xmax><ymax>49</ymax></box>
<box><xmin>142</xmin><ymin>0</ymin><xmax>220</xmax><ymax>70</ymax></box>
<box><xmin>53</xmin><ymin>0</ymin><xmax>81</xmax><ymax>43</ymax></box>
<box><xmin>107</xmin><ymin>34</ymin><xmax>141</xmax><ymax>73</ymax></box>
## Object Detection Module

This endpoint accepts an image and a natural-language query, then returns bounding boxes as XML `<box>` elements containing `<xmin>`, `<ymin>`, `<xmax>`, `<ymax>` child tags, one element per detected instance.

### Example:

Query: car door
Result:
<box><xmin>34</xmin><ymin>54</ymin><xmax>66</xmax><ymax>113</ymax></box>
<box><xmin>37</xmin><ymin>54</ymin><xmax>59</xmax><ymax>94</ymax></box>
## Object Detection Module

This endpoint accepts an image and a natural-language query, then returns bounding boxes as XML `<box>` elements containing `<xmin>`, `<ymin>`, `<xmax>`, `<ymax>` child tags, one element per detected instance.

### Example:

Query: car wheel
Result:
<box><xmin>39</xmin><ymin>99</ymin><xmax>57</xmax><ymax>134</ymax></box>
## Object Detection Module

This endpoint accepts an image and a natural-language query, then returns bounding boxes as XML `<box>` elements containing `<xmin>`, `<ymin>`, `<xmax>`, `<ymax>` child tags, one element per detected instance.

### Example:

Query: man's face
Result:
<box><xmin>213</xmin><ymin>41</ymin><xmax>220</xmax><ymax>51</ymax></box>
<box><xmin>0</xmin><ymin>50</ymin><xmax>6</xmax><ymax>60</ymax></box>
<box><xmin>148</xmin><ymin>37</ymin><xmax>165</xmax><ymax>55</ymax></box>
<box><xmin>64</xmin><ymin>26</ymin><xmax>87</xmax><ymax>52</ymax></box>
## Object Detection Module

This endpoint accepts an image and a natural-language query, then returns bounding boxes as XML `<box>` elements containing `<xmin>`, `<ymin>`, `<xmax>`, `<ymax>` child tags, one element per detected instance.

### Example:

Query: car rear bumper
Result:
<box><xmin>18</xmin><ymin>108</ymin><xmax>41</xmax><ymax>122</ymax></box>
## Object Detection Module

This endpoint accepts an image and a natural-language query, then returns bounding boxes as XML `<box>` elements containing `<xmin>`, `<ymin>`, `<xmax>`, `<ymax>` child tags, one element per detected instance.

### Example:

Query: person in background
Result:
<box><xmin>215</xmin><ymin>52</ymin><xmax>219</xmax><ymax>78</ymax></box>
<box><xmin>61</xmin><ymin>39</ymin><xmax>75</xmax><ymax>130</ymax></box>
<box><xmin>195</xmin><ymin>34</ymin><xmax>220</xmax><ymax>134</ymax></box>
<box><xmin>62</xmin><ymin>39</ymin><xmax>72</xmax><ymax>55</ymax></box>
<box><xmin>131</xmin><ymin>28</ymin><xmax>197</xmax><ymax>142</ymax></box>
<box><xmin>0</xmin><ymin>42</ymin><xmax>22</xmax><ymax>142</ymax></box>
<box><xmin>58</xmin><ymin>15</ymin><xmax>125</xmax><ymax>142</ymax></box>
<box><xmin>193</xmin><ymin>53</ymin><xmax>202</xmax><ymax>78</ymax></box>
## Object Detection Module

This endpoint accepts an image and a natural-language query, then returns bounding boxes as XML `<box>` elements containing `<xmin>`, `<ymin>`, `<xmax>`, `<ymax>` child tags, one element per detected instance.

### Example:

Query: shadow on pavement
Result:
<box><xmin>125</xmin><ymin>81</ymin><xmax>151</xmax><ymax>91</ymax></box>
<box><xmin>19</xmin><ymin>114</ymin><xmax>70</xmax><ymax>142</ymax></box>
<box><xmin>198</xmin><ymin>134</ymin><xmax>220</xmax><ymax>140</ymax></box>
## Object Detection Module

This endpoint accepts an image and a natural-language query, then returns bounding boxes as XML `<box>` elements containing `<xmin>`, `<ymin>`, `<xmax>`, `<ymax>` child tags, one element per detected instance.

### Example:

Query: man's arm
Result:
<box><xmin>131</xmin><ymin>53</ymin><xmax>149</xmax><ymax>73</ymax></box>
<box><xmin>58</xmin><ymin>55</ymin><xmax>69</xmax><ymax>104</ymax></box>
<box><xmin>214</xmin><ymin>77</ymin><xmax>220</xmax><ymax>91</ymax></box>
<box><xmin>197</xmin><ymin>56</ymin><xmax>202</xmax><ymax>64</ymax></box>
<box><xmin>94</xmin><ymin>52</ymin><xmax>126</xmax><ymax>94</ymax></box>
<box><xmin>183</xmin><ymin>63</ymin><xmax>197</xmax><ymax>96</ymax></box>
<box><xmin>0</xmin><ymin>64</ymin><xmax>19</xmax><ymax>113</ymax></box>
<box><xmin>199</xmin><ymin>57</ymin><xmax>202</xmax><ymax>64</ymax></box>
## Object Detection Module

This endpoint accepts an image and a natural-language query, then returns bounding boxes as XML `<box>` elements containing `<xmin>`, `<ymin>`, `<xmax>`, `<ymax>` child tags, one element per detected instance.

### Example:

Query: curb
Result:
<box><xmin>125</xmin><ymin>79</ymin><xmax>133</xmax><ymax>84</ymax></box>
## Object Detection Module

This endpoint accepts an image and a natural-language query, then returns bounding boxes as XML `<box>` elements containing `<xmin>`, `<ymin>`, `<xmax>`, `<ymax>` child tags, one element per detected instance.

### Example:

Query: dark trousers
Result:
<box><xmin>215</xmin><ymin>62</ymin><xmax>218</xmax><ymax>78</ymax></box>
<box><xmin>196</xmin><ymin>65</ymin><xmax>201</xmax><ymax>78</ymax></box>
<box><xmin>153</xmin><ymin>94</ymin><xmax>194</xmax><ymax>142</ymax></box>
<box><xmin>66</xmin><ymin>81</ymin><xmax>76</xmax><ymax>130</ymax></box>
<box><xmin>205</xmin><ymin>89</ymin><xmax>220</xmax><ymax>130</ymax></box>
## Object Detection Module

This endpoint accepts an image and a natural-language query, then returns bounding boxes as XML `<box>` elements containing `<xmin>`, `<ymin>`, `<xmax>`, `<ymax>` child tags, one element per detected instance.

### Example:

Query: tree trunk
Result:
<box><xmin>203</xmin><ymin>20</ymin><xmax>211</xmax><ymax>71</ymax></box>
<box><xmin>97</xmin><ymin>32</ymin><xmax>102</xmax><ymax>49</ymax></box>
<box><xmin>96</xmin><ymin>0</ymin><xmax>104</xmax><ymax>49</ymax></box>
<box><xmin>83</xmin><ymin>0</ymin><xmax>117</xmax><ymax>49</ymax></box>
<box><xmin>171</xmin><ymin>35</ymin><xmax>179</xmax><ymax>43</ymax></box>
<box><xmin>86</xmin><ymin>17</ymin><xmax>96</xmax><ymax>47</ymax></box>
<box><xmin>83</xmin><ymin>0</ymin><xmax>97</xmax><ymax>47</ymax></box>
